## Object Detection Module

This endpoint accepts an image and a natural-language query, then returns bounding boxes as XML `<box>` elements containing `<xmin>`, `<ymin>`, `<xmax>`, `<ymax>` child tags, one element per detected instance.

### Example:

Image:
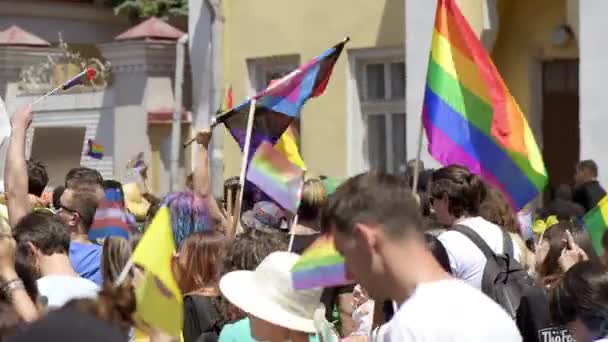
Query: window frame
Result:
<box><xmin>356</xmin><ymin>53</ymin><xmax>406</xmax><ymax>174</ymax></box>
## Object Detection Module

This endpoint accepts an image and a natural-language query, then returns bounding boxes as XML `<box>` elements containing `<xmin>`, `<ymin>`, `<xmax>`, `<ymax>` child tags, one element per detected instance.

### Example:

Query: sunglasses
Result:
<box><xmin>57</xmin><ymin>205</ymin><xmax>80</xmax><ymax>217</ymax></box>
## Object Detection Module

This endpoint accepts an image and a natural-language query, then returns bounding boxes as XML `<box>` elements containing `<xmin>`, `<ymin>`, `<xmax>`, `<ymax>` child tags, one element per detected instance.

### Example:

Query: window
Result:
<box><xmin>358</xmin><ymin>58</ymin><xmax>406</xmax><ymax>174</ymax></box>
<box><xmin>248</xmin><ymin>55</ymin><xmax>300</xmax><ymax>92</ymax></box>
<box><xmin>247</xmin><ymin>55</ymin><xmax>302</xmax><ymax>144</ymax></box>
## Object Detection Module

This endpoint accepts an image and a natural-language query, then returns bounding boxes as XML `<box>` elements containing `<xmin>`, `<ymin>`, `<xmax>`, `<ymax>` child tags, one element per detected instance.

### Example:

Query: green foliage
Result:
<box><xmin>108</xmin><ymin>0</ymin><xmax>188</xmax><ymax>20</ymax></box>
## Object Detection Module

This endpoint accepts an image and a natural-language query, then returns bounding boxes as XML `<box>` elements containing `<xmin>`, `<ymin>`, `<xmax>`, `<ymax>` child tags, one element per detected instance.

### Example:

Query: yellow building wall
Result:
<box><xmin>492</xmin><ymin>0</ymin><xmax>578</xmax><ymax>120</ymax></box>
<box><xmin>221</xmin><ymin>0</ymin><xmax>404</xmax><ymax>179</ymax></box>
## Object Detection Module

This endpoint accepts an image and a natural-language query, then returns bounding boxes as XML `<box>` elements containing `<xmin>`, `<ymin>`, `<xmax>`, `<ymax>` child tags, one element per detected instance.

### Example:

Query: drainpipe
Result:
<box><xmin>170</xmin><ymin>34</ymin><xmax>189</xmax><ymax>192</ymax></box>
<box><xmin>206</xmin><ymin>0</ymin><xmax>224</xmax><ymax>198</ymax></box>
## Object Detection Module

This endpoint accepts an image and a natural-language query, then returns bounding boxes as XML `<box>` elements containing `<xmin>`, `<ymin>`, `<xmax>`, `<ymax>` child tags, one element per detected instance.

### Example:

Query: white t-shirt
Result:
<box><xmin>438</xmin><ymin>216</ymin><xmax>522</xmax><ymax>289</ymax></box>
<box><xmin>379</xmin><ymin>279</ymin><xmax>522</xmax><ymax>342</ymax></box>
<box><xmin>37</xmin><ymin>275</ymin><xmax>99</xmax><ymax>308</ymax></box>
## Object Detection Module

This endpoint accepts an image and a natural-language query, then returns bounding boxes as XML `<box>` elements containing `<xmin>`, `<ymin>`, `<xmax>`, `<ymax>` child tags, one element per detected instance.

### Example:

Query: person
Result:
<box><xmin>539</xmin><ymin>184</ymin><xmax>584</xmax><ymax>221</ymax></box>
<box><xmin>573</xmin><ymin>160</ymin><xmax>607</xmax><ymax>213</ymax></box>
<box><xmin>240</xmin><ymin>201</ymin><xmax>288</xmax><ymax>234</ymax></box>
<box><xmin>101</xmin><ymin>237</ymin><xmax>132</xmax><ymax>287</ymax></box>
<box><xmin>88</xmin><ymin>180</ymin><xmax>132</xmax><ymax>243</ymax></box>
<box><xmin>377</xmin><ymin>233</ymin><xmax>452</xmax><ymax>327</ymax></box>
<box><xmin>0</xmin><ymin>232</ymin><xmax>39</xmax><ymax>323</ymax></box>
<box><xmin>219</xmin><ymin>228</ymin><xmax>287</xmax><ymax>324</ymax></box>
<box><xmin>219</xmin><ymin>251</ymin><xmax>322</xmax><ymax>342</ymax></box>
<box><xmin>430</xmin><ymin>165</ymin><xmax>522</xmax><ymax>289</ymax></box>
<box><xmin>57</xmin><ymin>189</ymin><xmax>103</xmax><ymax>286</ymax></box>
<box><xmin>480</xmin><ymin>186</ymin><xmax>534</xmax><ymax>271</ymax></box>
<box><xmin>603</xmin><ymin>230</ymin><xmax>608</xmax><ymax>266</ymax></box>
<box><xmin>64</xmin><ymin>167</ymin><xmax>104</xmax><ymax>200</ymax></box>
<box><xmin>52</xmin><ymin>186</ymin><xmax>65</xmax><ymax>212</ymax></box>
<box><xmin>26</xmin><ymin>160</ymin><xmax>48</xmax><ymax>200</ymax></box>
<box><xmin>516</xmin><ymin>222</ymin><xmax>598</xmax><ymax>342</ymax></box>
<box><xmin>8</xmin><ymin>307</ymin><xmax>129</xmax><ymax>342</ymax></box>
<box><xmin>322</xmin><ymin>172</ymin><xmax>521</xmax><ymax>341</ymax></box>
<box><xmin>550</xmin><ymin>261</ymin><xmax>608</xmax><ymax>342</ymax></box>
<box><xmin>175</xmin><ymin>231</ymin><xmax>226</xmax><ymax>342</ymax></box>
<box><xmin>162</xmin><ymin>191</ymin><xmax>213</xmax><ymax>248</ymax></box>
<box><xmin>288</xmin><ymin>178</ymin><xmax>355</xmax><ymax>337</ymax></box>
<box><xmin>290</xmin><ymin>179</ymin><xmax>325</xmax><ymax>253</ymax></box>
<box><xmin>13</xmin><ymin>211</ymin><xmax>99</xmax><ymax>309</ymax></box>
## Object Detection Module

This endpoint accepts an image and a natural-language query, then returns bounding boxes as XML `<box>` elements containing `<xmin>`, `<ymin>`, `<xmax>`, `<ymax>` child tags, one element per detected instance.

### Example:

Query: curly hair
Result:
<box><xmin>220</xmin><ymin>229</ymin><xmax>287</xmax><ymax>321</ymax></box>
<box><xmin>161</xmin><ymin>191</ymin><xmax>212</xmax><ymax>247</ymax></box>
<box><xmin>431</xmin><ymin>165</ymin><xmax>487</xmax><ymax>218</ymax></box>
<box><xmin>26</xmin><ymin>160</ymin><xmax>48</xmax><ymax>197</ymax></box>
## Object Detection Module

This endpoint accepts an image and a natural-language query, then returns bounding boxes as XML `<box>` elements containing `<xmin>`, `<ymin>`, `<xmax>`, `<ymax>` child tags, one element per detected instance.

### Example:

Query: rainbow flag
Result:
<box><xmin>221</xmin><ymin>86</ymin><xmax>233</xmax><ymax>112</ymax></box>
<box><xmin>132</xmin><ymin>206</ymin><xmax>183</xmax><ymax>337</ymax></box>
<box><xmin>423</xmin><ymin>0</ymin><xmax>547</xmax><ymax>210</ymax></box>
<box><xmin>583</xmin><ymin>195</ymin><xmax>608</xmax><ymax>254</ymax></box>
<box><xmin>291</xmin><ymin>234</ymin><xmax>351</xmax><ymax>290</ymax></box>
<box><xmin>247</xmin><ymin>141</ymin><xmax>304</xmax><ymax>213</ymax></box>
<box><xmin>217</xmin><ymin>38</ymin><xmax>347</xmax><ymax>162</ymax></box>
<box><xmin>274</xmin><ymin>124</ymin><xmax>306</xmax><ymax>170</ymax></box>
<box><xmin>87</xmin><ymin>139</ymin><xmax>104</xmax><ymax>159</ymax></box>
<box><xmin>61</xmin><ymin>67</ymin><xmax>96</xmax><ymax>90</ymax></box>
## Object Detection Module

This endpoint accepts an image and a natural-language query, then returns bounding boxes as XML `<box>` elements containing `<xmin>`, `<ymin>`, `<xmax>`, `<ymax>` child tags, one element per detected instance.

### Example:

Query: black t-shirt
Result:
<box><xmin>183</xmin><ymin>295</ymin><xmax>225</xmax><ymax>342</ymax></box>
<box><xmin>291</xmin><ymin>233</ymin><xmax>355</xmax><ymax>321</ymax></box>
<box><xmin>574</xmin><ymin>180</ymin><xmax>607</xmax><ymax>213</ymax></box>
<box><xmin>516</xmin><ymin>286</ymin><xmax>575</xmax><ymax>342</ymax></box>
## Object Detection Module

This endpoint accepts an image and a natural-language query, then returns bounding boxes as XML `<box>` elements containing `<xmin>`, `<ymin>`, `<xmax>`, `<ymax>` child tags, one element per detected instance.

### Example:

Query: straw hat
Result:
<box><xmin>220</xmin><ymin>251</ymin><xmax>323</xmax><ymax>333</ymax></box>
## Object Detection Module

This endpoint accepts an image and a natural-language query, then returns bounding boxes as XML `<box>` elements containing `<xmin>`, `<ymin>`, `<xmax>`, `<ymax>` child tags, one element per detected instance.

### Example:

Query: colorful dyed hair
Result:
<box><xmin>161</xmin><ymin>191</ymin><xmax>212</xmax><ymax>247</ymax></box>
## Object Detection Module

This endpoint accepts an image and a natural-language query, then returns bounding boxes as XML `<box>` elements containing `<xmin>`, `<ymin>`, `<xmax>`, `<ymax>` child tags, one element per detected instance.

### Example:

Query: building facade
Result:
<box><xmin>220</xmin><ymin>0</ymin><xmax>405</xmax><ymax>179</ymax></box>
<box><xmin>0</xmin><ymin>1</ymin><xmax>192</xmax><ymax>195</ymax></box>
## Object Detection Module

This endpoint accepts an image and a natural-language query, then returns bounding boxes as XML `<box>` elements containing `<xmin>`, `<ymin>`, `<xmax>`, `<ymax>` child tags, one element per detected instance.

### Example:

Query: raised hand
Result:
<box><xmin>558</xmin><ymin>230</ymin><xmax>588</xmax><ymax>272</ymax></box>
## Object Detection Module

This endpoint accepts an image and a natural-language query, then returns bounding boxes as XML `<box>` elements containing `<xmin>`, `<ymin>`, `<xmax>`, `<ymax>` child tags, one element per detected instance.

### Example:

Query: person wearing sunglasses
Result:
<box><xmin>56</xmin><ymin>189</ymin><xmax>103</xmax><ymax>286</ymax></box>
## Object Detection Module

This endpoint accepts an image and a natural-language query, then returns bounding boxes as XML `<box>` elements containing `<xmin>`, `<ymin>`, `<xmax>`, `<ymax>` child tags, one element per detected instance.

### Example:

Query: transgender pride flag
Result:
<box><xmin>216</xmin><ymin>38</ymin><xmax>348</xmax><ymax>158</ymax></box>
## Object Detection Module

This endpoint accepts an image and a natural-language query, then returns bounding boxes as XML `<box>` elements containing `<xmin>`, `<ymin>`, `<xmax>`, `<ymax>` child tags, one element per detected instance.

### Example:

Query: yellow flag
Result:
<box><xmin>132</xmin><ymin>207</ymin><xmax>183</xmax><ymax>337</ymax></box>
<box><xmin>274</xmin><ymin>124</ymin><xmax>306</xmax><ymax>170</ymax></box>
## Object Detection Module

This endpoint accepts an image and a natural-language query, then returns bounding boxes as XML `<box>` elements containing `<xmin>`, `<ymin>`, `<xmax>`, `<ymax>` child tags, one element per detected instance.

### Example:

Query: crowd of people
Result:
<box><xmin>0</xmin><ymin>105</ymin><xmax>606</xmax><ymax>342</ymax></box>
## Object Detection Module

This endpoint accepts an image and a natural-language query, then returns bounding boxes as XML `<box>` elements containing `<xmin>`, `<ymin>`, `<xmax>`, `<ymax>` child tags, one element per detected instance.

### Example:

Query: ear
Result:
<box><xmin>353</xmin><ymin>222</ymin><xmax>380</xmax><ymax>251</ymax></box>
<box><xmin>25</xmin><ymin>241</ymin><xmax>40</xmax><ymax>258</ymax></box>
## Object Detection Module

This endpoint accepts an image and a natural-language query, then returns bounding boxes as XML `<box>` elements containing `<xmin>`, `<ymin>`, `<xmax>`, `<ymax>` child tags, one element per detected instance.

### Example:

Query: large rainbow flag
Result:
<box><xmin>216</xmin><ymin>38</ymin><xmax>348</xmax><ymax>161</ymax></box>
<box><xmin>423</xmin><ymin>0</ymin><xmax>547</xmax><ymax>210</ymax></box>
<box><xmin>583</xmin><ymin>195</ymin><xmax>608</xmax><ymax>254</ymax></box>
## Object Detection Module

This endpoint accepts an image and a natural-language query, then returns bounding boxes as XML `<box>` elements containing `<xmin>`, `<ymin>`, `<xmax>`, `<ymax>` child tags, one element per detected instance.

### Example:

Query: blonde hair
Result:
<box><xmin>102</xmin><ymin>237</ymin><xmax>132</xmax><ymax>286</ymax></box>
<box><xmin>298</xmin><ymin>179</ymin><xmax>327</xmax><ymax>222</ymax></box>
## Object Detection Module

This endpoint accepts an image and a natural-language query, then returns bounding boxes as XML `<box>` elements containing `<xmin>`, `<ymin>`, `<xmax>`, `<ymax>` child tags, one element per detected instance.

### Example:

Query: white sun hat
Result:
<box><xmin>219</xmin><ymin>251</ymin><xmax>324</xmax><ymax>334</ymax></box>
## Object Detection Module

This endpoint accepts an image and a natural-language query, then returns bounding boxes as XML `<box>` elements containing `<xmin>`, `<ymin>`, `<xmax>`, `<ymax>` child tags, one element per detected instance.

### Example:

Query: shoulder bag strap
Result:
<box><xmin>452</xmin><ymin>224</ymin><xmax>496</xmax><ymax>259</ymax></box>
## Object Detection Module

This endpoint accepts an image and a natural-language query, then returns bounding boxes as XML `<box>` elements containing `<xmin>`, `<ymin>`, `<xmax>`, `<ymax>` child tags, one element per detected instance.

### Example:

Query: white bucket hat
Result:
<box><xmin>220</xmin><ymin>251</ymin><xmax>324</xmax><ymax>333</ymax></box>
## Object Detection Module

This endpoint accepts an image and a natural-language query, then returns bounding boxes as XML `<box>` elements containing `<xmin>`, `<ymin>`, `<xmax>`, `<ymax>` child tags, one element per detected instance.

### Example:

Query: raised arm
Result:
<box><xmin>192</xmin><ymin>130</ymin><xmax>229</xmax><ymax>232</ymax></box>
<box><xmin>5</xmin><ymin>106</ymin><xmax>33</xmax><ymax>228</ymax></box>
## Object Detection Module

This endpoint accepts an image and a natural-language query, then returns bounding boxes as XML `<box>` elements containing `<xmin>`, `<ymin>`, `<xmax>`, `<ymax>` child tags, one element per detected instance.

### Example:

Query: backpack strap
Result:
<box><xmin>452</xmin><ymin>225</ymin><xmax>496</xmax><ymax>259</ymax></box>
<box><xmin>502</xmin><ymin>230</ymin><xmax>514</xmax><ymax>258</ymax></box>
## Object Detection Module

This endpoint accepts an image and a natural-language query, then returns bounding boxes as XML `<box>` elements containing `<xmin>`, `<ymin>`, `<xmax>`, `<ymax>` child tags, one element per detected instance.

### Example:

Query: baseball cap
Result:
<box><xmin>241</xmin><ymin>201</ymin><xmax>287</xmax><ymax>232</ymax></box>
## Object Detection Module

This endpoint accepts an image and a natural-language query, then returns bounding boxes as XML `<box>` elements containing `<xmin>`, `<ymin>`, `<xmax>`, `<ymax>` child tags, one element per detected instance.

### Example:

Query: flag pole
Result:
<box><xmin>30</xmin><ymin>68</ymin><xmax>89</xmax><ymax>106</ymax></box>
<box><xmin>114</xmin><ymin>258</ymin><xmax>134</xmax><ymax>287</ymax></box>
<box><xmin>411</xmin><ymin>114</ymin><xmax>425</xmax><ymax>192</ymax></box>
<box><xmin>288</xmin><ymin>214</ymin><xmax>299</xmax><ymax>252</ymax></box>
<box><xmin>235</xmin><ymin>99</ymin><xmax>257</xmax><ymax>232</ymax></box>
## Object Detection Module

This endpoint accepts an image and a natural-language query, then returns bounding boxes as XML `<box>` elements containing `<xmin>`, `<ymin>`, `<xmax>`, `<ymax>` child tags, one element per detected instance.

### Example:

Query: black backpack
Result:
<box><xmin>453</xmin><ymin>225</ymin><xmax>535</xmax><ymax>319</ymax></box>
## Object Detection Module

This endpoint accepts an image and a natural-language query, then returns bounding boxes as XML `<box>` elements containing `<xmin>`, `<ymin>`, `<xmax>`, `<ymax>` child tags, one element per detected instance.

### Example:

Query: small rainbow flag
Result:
<box><xmin>61</xmin><ymin>67</ymin><xmax>96</xmax><ymax>91</ymax></box>
<box><xmin>291</xmin><ymin>234</ymin><xmax>351</xmax><ymax>290</ymax></box>
<box><xmin>423</xmin><ymin>0</ymin><xmax>547</xmax><ymax>210</ymax></box>
<box><xmin>87</xmin><ymin>139</ymin><xmax>104</xmax><ymax>159</ymax></box>
<box><xmin>247</xmin><ymin>141</ymin><xmax>304</xmax><ymax>213</ymax></box>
